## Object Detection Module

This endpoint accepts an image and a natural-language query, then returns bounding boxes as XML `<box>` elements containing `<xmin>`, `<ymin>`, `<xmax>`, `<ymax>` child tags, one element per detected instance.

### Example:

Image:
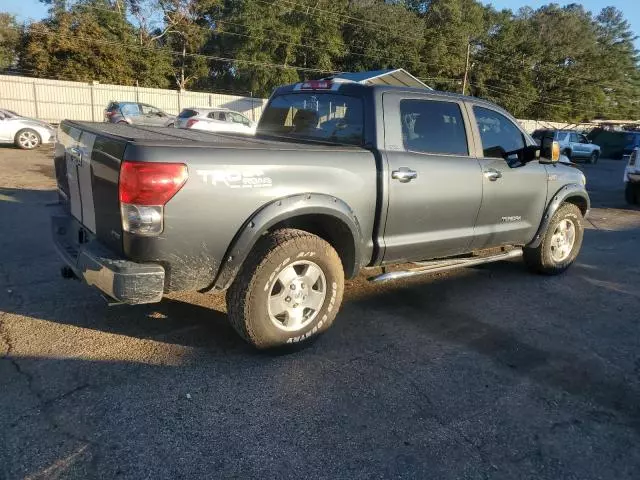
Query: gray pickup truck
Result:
<box><xmin>52</xmin><ymin>80</ymin><xmax>589</xmax><ymax>349</ymax></box>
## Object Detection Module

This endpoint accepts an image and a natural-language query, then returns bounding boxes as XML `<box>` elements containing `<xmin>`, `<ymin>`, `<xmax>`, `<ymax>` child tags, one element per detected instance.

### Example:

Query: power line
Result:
<box><xmin>55</xmin><ymin>1</ymin><xmax>627</xmax><ymax>90</ymax></box>
<box><xmin>22</xmin><ymin>26</ymin><xmax>341</xmax><ymax>75</ymax></box>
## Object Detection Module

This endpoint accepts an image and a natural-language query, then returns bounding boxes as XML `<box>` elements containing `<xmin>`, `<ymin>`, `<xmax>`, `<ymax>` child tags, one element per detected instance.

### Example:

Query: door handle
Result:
<box><xmin>484</xmin><ymin>169</ymin><xmax>502</xmax><ymax>181</ymax></box>
<box><xmin>392</xmin><ymin>167</ymin><xmax>418</xmax><ymax>183</ymax></box>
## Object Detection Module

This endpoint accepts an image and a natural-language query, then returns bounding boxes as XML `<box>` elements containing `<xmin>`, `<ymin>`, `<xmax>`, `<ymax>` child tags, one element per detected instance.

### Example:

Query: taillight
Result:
<box><xmin>119</xmin><ymin>161</ymin><xmax>188</xmax><ymax>236</ymax></box>
<box><xmin>186</xmin><ymin>119</ymin><xmax>198</xmax><ymax>128</ymax></box>
<box><xmin>119</xmin><ymin>161</ymin><xmax>188</xmax><ymax>206</ymax></box>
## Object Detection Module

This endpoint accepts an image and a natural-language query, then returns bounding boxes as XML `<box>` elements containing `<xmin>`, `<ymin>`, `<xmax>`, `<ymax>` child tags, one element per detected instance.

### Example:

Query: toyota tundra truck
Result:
<box><xmin>51</xmin><ymin>79</ymin><xmax>589</xmax><ymax>349</ymax></box>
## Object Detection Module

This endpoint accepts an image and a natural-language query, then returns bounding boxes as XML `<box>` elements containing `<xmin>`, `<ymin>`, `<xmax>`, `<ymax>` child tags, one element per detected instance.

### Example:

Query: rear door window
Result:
<box><xmin>400</xmin><ymin>99</ymin><xmax>468</xmax><ymax>155</ymax></box>
<box><xmin>473</xmin><ymin>106</ymin><xmax>525</xmax><ymax>159</ymax></box>
<box><xmin>570</xmin><ymin>132</ymin><xmax>579</xmax><ymax>143</ymax></box>
<box><xmin>229</xmin><ymin>112</ymin><xmax>250</xmax><ymax>125</ymax></box>
<box><xmin>120</xmin><ymin>103</ymin><xmax>140</xmax><ymax>116</ymax></box>
<box><xmin>140</xmin><ymin>104</ymin><xmax>161</xmax><ymax>115</ymax></box>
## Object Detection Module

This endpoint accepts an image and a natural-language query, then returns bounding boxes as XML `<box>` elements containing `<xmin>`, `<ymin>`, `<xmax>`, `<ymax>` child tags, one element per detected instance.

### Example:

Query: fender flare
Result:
<box><xmin>527</xmin><ymin>183</ymin><xmax>590</xmax><ymax>248</ymax></box>
<box><xmin>211</xmin><ymin>193</ymin><xmax>365</xmax><ymax>291</ymax></box>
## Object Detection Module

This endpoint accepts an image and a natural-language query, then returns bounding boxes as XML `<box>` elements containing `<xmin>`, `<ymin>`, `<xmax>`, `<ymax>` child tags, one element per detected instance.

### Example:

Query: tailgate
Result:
<box><xmin>54</xmin><ymin>122</ymin><xmax>126</xmax><ymax>254</ymax></box>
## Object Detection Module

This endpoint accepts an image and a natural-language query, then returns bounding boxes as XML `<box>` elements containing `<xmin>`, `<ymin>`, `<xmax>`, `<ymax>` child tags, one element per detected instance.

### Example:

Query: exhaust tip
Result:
<box><xmin>60</xmin><ymin>266</ymin><xmax>78</xmax><ymax>280</ymax></box>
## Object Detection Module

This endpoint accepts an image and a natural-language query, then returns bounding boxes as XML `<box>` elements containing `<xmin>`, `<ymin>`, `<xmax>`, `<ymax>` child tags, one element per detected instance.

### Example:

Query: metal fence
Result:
<box><xmin>0</xmin><ymin>74</ymin><xmax>268</xmax><ymax>124</ymax></box>
<box><xmin>1</xmin><ymin>73</ymin><xmax>597</xmax><ymax>133</ymax></box>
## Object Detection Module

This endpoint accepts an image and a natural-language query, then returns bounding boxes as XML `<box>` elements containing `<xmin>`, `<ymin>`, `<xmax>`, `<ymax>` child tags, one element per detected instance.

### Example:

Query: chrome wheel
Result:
<box><xmin>550</xmin><ymin>219</ymin><xmax>576</xmax><ymax>262</ymax></box>
<box><xmin>17</xmin><ymin>130</ymin><xmax>40</xmax><ymax>149</ymax></box>
<box><xmin>267</xmin><ymin>260</ymin><xmax>327</xmax><ymax>332</ymax></box>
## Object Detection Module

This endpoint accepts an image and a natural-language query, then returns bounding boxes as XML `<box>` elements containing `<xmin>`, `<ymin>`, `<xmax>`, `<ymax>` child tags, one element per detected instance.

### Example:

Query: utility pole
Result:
<box><xmin>462</xmin><ymin>40</ymin><xmax>471</xmax><ymax>96</ymax></box>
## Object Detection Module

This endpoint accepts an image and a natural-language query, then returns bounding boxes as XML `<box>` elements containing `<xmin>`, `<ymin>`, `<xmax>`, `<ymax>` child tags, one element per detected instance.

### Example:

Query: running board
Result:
<box><xmin>368</xmin><ymin>248</ymin><xmax>523</xmax><ymax>283</ymax></box>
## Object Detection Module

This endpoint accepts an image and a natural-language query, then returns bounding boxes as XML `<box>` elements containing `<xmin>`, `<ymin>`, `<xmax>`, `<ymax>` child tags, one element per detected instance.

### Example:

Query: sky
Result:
<box><xmin>482</xmin><ymin>0</ymin><xmax>639</xmax><ymax>49</ymax></box>
<box><xmin>3</xmin><ymin>0</ymin><xmax>639</xmax><ymax>49</ymax></box>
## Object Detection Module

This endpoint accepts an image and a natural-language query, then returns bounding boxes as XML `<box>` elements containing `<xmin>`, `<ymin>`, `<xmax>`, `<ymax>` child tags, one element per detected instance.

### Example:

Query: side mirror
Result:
<box><xmin>521</xmin><ymin>144</ymin><xmax>540</xmax><ymax>163</ymax></box>
<box><xmin>539</xmin><ymin>136</ymin><xmax>561</xmax><ymax>164</ymax></box>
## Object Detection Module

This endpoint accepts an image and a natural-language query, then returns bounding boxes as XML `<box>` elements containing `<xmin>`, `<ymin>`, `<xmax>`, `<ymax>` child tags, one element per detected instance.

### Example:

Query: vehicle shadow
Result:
<box><xmin>2</xmin><ymin>186</ymin><xmax>640</xmax><ymax>432</ymax></box>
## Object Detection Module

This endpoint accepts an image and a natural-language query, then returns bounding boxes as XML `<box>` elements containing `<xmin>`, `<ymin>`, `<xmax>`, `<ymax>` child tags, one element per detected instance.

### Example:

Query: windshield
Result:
<box><xmin>259</xmin><ymin>93</ymin><xmax>364</xmax><ymax>145</ymax></box>
<box><xmin>0</xmin><ymin>109</ymin><xmax>18</xmax><ymax>118</ymax></box>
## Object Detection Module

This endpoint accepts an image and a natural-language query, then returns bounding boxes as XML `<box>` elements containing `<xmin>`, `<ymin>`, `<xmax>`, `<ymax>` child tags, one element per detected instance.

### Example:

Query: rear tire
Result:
<box><xmin>227</xmin><ymin>229</ymin><xmax>344</xmax><ymax>350</ymax></box>
<box><xmin>523</xmin><ymin>203</ymin><xmax>584</xmax><ymax>275</ymax></box>
<box><xmin>589</xmin><ymin>151</ymin><xmax>599</xmax><ymax>164</ymax></box>
<box><xmin>14</xmin><ymin>128</ymin><xmax>41</xmax><ymax>150</ymax></box>
<box><xmin>564</xmin><ymin>149</ymin><xmax>572</xmax><ymax>160</ymax></box>
<box><xmin>625</xmin><ymin>183</ymin><xmax>639</xmax><ymax>205</ymax></box>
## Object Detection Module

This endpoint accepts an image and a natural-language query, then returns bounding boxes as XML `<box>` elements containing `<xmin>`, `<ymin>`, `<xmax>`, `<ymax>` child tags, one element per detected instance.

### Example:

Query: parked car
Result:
<box><xmin>586</xmin><ymin>128</ymin><xmax>631</xmax><ymax>159</ymax></box>
<box><xmin>624</xmin><ymin>147</ymin><xmax>640</xmax><ymax>205</ymax></box>
<box><xmin>622</xmin><ymin>131</ymin><xmax>640</xmax><ymax>161</ymax></box>
<box><xmin>51</xmin><ymin>80</ymin><xmax>588</xmax><ymax>350</ymax></box>
<box><xmin>174</xmin><ymin>107</ymin><xmax>256</xmax><ymax>135</ymax></box>
<box><xmin>104</xmin><ymin>101</ymin><xmax>175</xmax><ymax>127</ymax></box>
<box><xmin>531</xmin><ymin>129</ymin><xmax>600</xmax><ymax>163</ymax></box>
<box><xmin>0</xmin><ymin>108</ymin><xmax>57</xmax><ymax>149</ymax></box>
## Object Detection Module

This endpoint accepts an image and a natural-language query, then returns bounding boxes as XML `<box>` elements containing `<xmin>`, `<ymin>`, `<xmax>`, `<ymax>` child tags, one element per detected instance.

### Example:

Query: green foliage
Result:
<box><xmin>19</xmin><ymin>0</ymin><xmax>174</xmax><ymax>87</ymax></box>
<box><xmin>0</xmin><ymin>13</ymin><xmax>21</xmax><ymax>69</ymax></box>
<box><xmin>1</xmin><ymin>0</ymin><xmax>638</xmax><ymax>120</ymax></box>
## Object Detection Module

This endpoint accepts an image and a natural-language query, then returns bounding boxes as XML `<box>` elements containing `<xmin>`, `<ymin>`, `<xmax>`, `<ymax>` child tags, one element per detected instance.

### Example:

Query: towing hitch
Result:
<box><xmin>60</xmin><ymin>266</ymin><xmax>78</xmax><ymax>280</ymax></box>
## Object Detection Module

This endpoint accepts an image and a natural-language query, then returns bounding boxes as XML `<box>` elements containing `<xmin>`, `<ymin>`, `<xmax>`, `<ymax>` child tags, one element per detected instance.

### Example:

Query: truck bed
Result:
<box><xmin>66</xmin><ymin>121</ymin><xmax>367</xmax><ymax>152</ymax></box>
<box><xmin>54</xmin><ymin>120</ymin><xmax>378</xmax><ymax>294</ymax></box>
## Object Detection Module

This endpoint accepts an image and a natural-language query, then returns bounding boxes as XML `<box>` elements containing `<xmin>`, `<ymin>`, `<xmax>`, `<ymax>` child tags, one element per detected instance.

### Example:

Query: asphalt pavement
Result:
<box><xmin>1</xmin><ymin>147</ymin><xmax>639</xmax><ymax>479</ymax></box>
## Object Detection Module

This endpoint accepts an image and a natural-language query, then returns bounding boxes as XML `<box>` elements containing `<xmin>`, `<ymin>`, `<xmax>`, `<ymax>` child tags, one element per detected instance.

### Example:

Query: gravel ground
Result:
<box><xmin>1</xmin><ymin>146</ymin><xmax>639</xmax><ymax>480</ymax></box>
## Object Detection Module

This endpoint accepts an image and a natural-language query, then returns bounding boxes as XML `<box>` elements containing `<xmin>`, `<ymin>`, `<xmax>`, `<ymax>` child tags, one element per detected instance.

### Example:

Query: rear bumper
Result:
<box><xmin>51</xmin><ymin>214</ymin><xmax>165</xmax><ymax>304</ymax></box>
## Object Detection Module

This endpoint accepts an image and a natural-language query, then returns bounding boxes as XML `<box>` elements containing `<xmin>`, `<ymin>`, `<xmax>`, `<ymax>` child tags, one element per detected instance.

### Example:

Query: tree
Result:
<box><xmin>21</xmin><ymin>0</ymin><xmax>174</xmax><ymax>87</ymax></box>
<box><xmin>340</xmin><ymin>0</ymin><xmax>425</xmax><ymax>78</ymax></box>
<box><xmin>209</xmin><ymin>0</ymin><xmax>346</xmax><ymax>96</ymax></box>
<box><xmin>593</xmin><ymin>6</ymin><xmax>640</xmax><ymax>119</ymax></box>
<box><xmin>0</xmin><ymin>13</ymin><xmax>21</xmax><ymax>70</ymax></box>
<box><xmin>420</xmin><ymin>0</ymin><xmax>494</xmax><ymax>92</ymax></box>
<box><xmin>150</xmin><ymin>0</ymin><xmax>220</xmax><ymax>90</ymax></box>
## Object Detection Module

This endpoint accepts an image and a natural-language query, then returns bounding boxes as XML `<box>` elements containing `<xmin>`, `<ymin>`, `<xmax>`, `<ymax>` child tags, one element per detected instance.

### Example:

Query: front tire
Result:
<box><xmin>14</xmin><ymin>128</ymin><xmax>41</xmax><ymax>150</ymax></box>
<box><xmin>523</xmin><ymin>203</ymin><xmax>584</xmax><ymax>275</ymax></box>
<box><xmin>589</xmin><ymin>151</ymin><xmax>599</xmax><ymax>164</ymax></box>
<box><xmin>227</xmin><ymin>229</ymin><xmax>344</xmax><ymax>349</ymax></box>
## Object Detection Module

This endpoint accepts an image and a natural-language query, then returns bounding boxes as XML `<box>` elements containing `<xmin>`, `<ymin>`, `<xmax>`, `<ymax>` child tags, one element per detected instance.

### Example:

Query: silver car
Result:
<box><xmin>105</xmin><ymin>101</ymin><xmax>175</xmax><ymax>127</ymax></box>
<box><xmin>174</xmin><ymin>107</ymin><xmax>256</xmax><ymax>135</ymax></box>
<box><xmin>0</xmin><ymin>108</ymin><xmax>57</xmax><ymax>149</ymax></box>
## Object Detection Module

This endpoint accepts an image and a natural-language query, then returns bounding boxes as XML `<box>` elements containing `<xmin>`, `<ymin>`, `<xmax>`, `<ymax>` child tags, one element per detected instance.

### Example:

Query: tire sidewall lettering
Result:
<box><xmin>264</xmin><ymin>256</ymin><xmax>291</xmax><ymax>292</ymax></box>
<box><xmin>285</xmin><ymin>280</ymin><xmax>338</xmax><ymax>344</ymax></box>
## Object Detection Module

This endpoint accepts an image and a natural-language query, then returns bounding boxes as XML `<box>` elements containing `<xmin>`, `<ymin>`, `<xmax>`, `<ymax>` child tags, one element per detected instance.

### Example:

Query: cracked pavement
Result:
<box><xmin>1</xmin><ymin>146</ymin><xmax>639</xmax><ymax>479</ymax></box>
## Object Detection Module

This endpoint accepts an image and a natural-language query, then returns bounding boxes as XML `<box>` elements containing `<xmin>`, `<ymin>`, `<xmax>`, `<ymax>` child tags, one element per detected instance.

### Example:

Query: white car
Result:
<box><xmin>624</xmin><ymin>147</ymin><xmax>640</xmax><ymax>205</ymax></box>
<box><xmin>0</xmin><ymin>108</ymin><xmax>57</xmax><ymax>149</ymax></box>
<box><xmin>174</xmin><ymin>108</ymin><xmax>256</xmax><ymax>135</ymax></box>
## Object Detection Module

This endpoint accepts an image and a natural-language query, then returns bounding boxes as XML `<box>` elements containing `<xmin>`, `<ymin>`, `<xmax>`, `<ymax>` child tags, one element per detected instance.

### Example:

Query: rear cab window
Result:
<box><xmin>259</xmin><ymin>93</ymin><xmax>364</xmax><ymax>146</ymax></box>
<box><xmin>400</xmin><ymin>99</ymin><xmax>468</xmax><ymax>155</ymax></box>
